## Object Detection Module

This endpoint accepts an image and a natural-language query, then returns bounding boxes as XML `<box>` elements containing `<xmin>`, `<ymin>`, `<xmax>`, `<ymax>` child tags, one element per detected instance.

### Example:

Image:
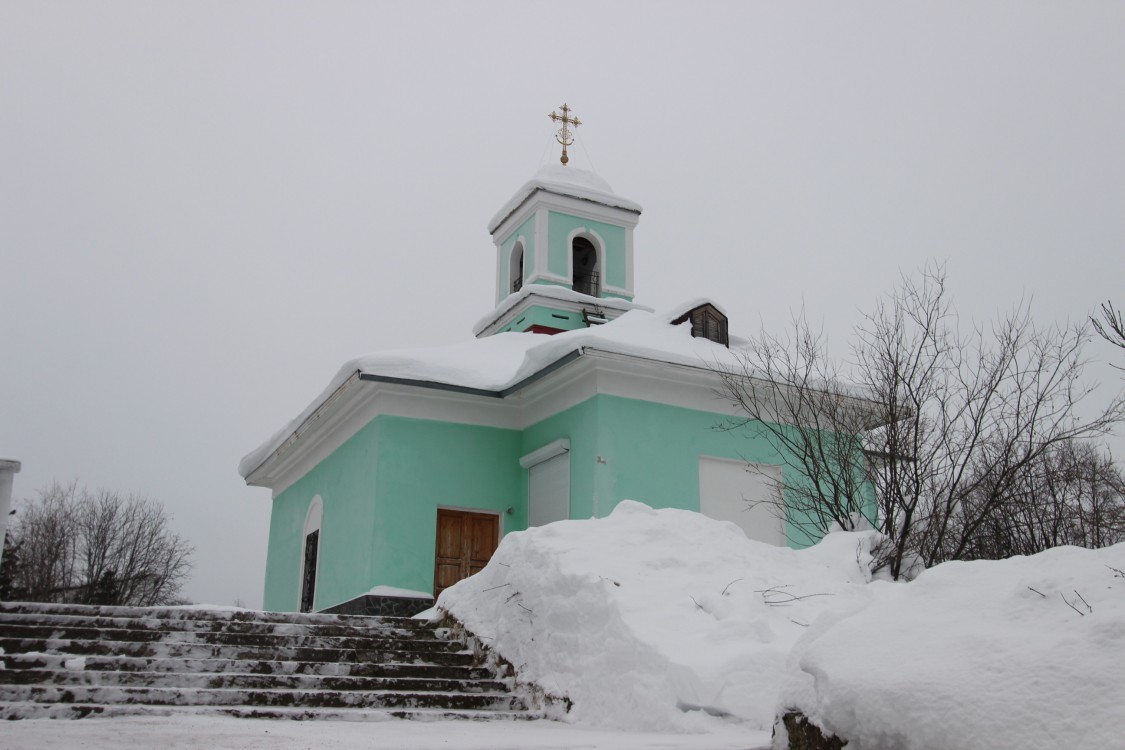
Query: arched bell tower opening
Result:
<box><xmin>571</xmin><ymin>236</ymin><xmax>600</xmax><ymax>297</ymax></box>
<box><xmin>509</xmin><ymin>241</ymin><xmax>525</xmax><ymax>295</ymax></box>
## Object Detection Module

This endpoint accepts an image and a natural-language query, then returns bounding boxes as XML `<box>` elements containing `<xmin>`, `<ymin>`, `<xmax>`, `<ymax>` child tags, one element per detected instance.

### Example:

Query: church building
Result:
<box><xmin>240</xmin><ymin>107</ymin><xmax>850</xmax><ymax>615</ymax></box>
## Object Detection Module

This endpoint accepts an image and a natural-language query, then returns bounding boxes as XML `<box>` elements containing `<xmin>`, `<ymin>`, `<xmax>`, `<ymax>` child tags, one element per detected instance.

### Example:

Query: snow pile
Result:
<box><xmin>776</xmin><ymin>544</ymin><xmax>1125</xmax><ymax>750</ymax></box>
<box><xmin>438</xmin><ymin>501</ymin><xmax>880</xmax><ymax>731</ymax></box>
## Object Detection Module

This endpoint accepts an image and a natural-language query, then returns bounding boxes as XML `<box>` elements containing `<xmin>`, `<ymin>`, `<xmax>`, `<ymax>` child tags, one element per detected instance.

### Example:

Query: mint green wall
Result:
<box><xmin>546</xmin><ymin>211</ymin><xmax>629</xmax><ymax>296</ymax></box>
<box><xmin>263</xmin><ymin>421</ymin><xmax>380</xmax><ymax>612</ymax></box>
<box><xmin>263</xmin><ymin>392</ymin><xmax>861</xmax><ymax>611</ymax></box>
<box><xmin>498</xmin><ymin>215</ymin><xmax>536</xmax><ymax>302</ymax></box>
<box><xmin>372</xmin><ymin>416</ymin><xmax>523</xmax><ymax>595</ymax></box>
<box><xmin>263</xmin><ymin>416</ymin><xmax>523</xmax><ymax>612</ymax></box>
<box><xmin>497</xmin><ymin>305</ymin><xmax>587</xmax><ymax>334</ymax></box>
<box><xmin>520</xmin><ymin>394</ymin><xmax>847</xmax><ymax>549</ymax></box>
<box><xmin>520</xmin><ymin>397</ymin><xmax>602</xmax><ymax>518</ymax></box>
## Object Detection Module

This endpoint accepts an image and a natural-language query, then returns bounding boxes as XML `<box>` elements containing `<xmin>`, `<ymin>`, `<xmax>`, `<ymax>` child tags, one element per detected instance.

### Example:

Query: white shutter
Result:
<box><xmin>528</xmin><ymin>451</ymin><xmax>570</xmax><ymax>528</ymax></box>
<box><xmin>699</xmin><ymin>457</ymin><xmax>786</xmax><ymax>545</ymax></box>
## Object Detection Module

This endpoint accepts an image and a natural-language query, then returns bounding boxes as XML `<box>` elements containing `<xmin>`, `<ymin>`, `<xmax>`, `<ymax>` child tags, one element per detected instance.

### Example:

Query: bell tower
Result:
<box><xmin>474</xmin><ymin>105</ymin><xmax>644</xmax><ymax>338</ymax></box>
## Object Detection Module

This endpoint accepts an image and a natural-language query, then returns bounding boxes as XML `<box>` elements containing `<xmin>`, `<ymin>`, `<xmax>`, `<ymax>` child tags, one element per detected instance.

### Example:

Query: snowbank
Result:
<box><xmin>776</xmin><ymin>543</ymin><xmax>1125</xmax><ymax>750</ymax></box>
<box><xmin>438</xmin><ymin>501</ymin><xmax>880</xmax><ymax>731</ymax></box>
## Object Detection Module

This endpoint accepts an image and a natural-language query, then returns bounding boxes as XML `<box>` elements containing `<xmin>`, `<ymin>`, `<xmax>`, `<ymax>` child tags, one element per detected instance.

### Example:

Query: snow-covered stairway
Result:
<box><xmin>0</xmin><ymin>601</ymin><xmax>539</xmax><ymax>721</ymax></box>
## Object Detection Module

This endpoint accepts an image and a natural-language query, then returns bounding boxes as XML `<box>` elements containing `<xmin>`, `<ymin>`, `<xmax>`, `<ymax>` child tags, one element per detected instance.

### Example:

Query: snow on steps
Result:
<box><xmin>0</xmin><ymin>601</ymin><xmax>545</xmax><ymax>722</ymax></box>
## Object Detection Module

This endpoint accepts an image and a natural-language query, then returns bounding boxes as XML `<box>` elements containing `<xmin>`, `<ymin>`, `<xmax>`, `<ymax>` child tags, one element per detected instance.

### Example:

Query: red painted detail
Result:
<box><xmin>527</xmin><ymin>325</ymin><xmax>565</xmax><ymax>335</ymax></box>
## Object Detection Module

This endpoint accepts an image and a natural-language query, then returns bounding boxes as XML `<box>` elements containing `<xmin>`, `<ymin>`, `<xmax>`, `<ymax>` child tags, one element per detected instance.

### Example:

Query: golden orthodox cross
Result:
<box><xmin>548</xmin><ymin>103</ymin><xmax>582</xmax><ymax>166</ymax></box>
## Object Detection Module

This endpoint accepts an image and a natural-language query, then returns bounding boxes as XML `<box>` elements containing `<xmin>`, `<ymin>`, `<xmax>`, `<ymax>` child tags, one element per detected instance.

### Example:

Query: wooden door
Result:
<box><xmin>434</xmin><ymin>509</ymin><xmax>499</xmax><ymax>598</ymax></box>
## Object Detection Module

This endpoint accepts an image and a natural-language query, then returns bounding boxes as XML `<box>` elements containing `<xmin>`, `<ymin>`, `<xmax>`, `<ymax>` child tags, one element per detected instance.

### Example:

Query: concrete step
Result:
<box><xmin>0</xmin><ymin>668</ymin><xmax>509</xmax><ymax>694</ymax></box>
<box><xmin>0</xmin><ymin>701</ymin><xmax>545</xmax><ymax>722</ymax></box>
<box><xmin>0</xmin><ymin>637</ymin><xmax>476</xmax><ymax>666</ymax></box>
<box><xmin>0</xmin><ymin>602</ymin><xmax>431</xmax><ymax>629</ymax></box>
<box><xmin>0</xmin><ymin>653</ymin><xmax>493</xmax><ymax>680</ymax></box>
<box><xmin>0</xmin><ymin>611</ymin><xmax>443</xmax><ymax>640</ymax></box>
<box><xmin>0</xmin><ymin>623</ymin><xmax>463</xmax><ymax>651</ymax></box>
<box><xmin>0</xmin><ymin>600</ymin><xmax>540</xmax><ymax>723</ymax></box>
<box><xmin>2</xmin><ymin>684</ymin><xmax>529</xmax><ymax>712</ymax></box>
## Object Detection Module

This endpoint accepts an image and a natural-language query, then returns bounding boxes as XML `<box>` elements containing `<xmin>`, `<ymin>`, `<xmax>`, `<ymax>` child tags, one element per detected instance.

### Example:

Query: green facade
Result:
<box><xmin>262</xmin><ymin>393</ymin><xmax>842</xmax><ymax>612</ymax></box>
<box><xmin>495</xmin><ymin>305</ymin><xmax>587</xmax><ymax>334</ymax></box>
<box><xmin>494</xmin><ymin>207</ymin><xmax>633</xmax><ymax>315</ymax></box>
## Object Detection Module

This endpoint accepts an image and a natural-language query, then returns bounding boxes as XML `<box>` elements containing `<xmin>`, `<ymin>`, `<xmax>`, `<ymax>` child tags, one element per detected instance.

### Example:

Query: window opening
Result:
<box><xmin>300</xmin><ymin>530</ymin><xmax>319</xmax><ymax>613</ymax></box>
<box><xmin>673</xmin><ymin>303</ymin><xmax>729</xmax><ymax>347</ymax></box>
<box><xmin>571</xmin><ymin>236</ymin><xmax>600</xmax><ymax>297</ymax></box>
<box><xmin>510</xmin><ymin>242</ymin><xmax>525</xmax><ymax>294</ymax></box>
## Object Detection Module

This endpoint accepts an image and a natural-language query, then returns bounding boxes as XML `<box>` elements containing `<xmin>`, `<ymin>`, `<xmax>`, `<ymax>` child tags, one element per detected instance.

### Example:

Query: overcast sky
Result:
<box><xmin>2</xmin><ymin>2</ymin><xmax>1123</xmax><ymax>607</ymax></box>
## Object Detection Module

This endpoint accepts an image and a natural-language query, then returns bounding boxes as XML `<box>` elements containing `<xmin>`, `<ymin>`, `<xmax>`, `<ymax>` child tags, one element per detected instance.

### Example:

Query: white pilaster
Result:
<box><xmin>0</xmin><ymin>458</ymin><xmax>21</xmax><ymax>570</ymax></box>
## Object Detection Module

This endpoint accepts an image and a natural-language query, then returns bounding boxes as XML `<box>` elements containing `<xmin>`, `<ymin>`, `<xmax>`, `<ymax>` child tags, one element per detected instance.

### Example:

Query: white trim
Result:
<box><xmin>489</xmin><ymin>175</ymin><xmax>642</xmax><ymax>235</ymax></box>
<box><xmin>491</xmin><ymin>190</ymin><xmax>640</xmax><ymax>244</ymax></box>
<box><xmin>519</xmin><ymin>438</ymin><xmax>571</xmax><ymax>469</ymax></box>
<box><xmin>297</xmin><ymin>496</ymin><xmax>323</xmax><ymax>611</ymax></box>
<box><xmin>535</xmin><ymin>206</ymin><xmax>548</xmax><ymax>279</ymax></box>
<box><xmin>250</xmin><ymin>348</ymin><xmax>833</xmax><ymax>496</ymax></box>
<box><xmin>494</xmin><ymin>240</ymin><xmax>504</xmax><ymax>305</ymax></box>
<box><xmin>624</xmin><ymin>227</ymin><xmax>634</xmax><ymax>295</ymax></box>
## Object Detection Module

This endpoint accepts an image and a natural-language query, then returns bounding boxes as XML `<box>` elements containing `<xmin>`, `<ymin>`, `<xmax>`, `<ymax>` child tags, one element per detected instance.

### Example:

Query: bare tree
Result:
<box><xmin>8</xmin><ymin>481</ymin><xmax>79</xmax><ymax>600</ymax></box>
<box><xmin>1091</xmin><ymin>300</ymin><xmax>1125</xmax><ymax>368</ymax></box>
<box><xmin>719</xmin><ymin>266</ymin><xmax>1125</xmax><ymax>579</ymax></box>
<box><xmin>957</xmin><ymin>440</ymin><xmax>1124</xmax><ymax>559</ymax></box>
<box><xmin>717</xmin><ymin>312</ymin><xmax>878</xmax><ymax>546</ymax></box>
<box><xmin>3</xmin><ymin>481</ymin><xmax>193</xmax><ymax>606</ymax></box>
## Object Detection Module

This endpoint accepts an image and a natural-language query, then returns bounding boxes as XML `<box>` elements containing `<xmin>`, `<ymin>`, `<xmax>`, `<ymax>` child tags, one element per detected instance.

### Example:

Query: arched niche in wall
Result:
<box><xmin>298</xmin><ymin>495</ymin><xmax>323</xmax><ymax>613</ymax></box>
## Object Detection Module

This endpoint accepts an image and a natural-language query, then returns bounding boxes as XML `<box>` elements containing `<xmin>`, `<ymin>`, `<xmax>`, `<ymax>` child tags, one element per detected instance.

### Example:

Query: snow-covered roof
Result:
<box><xmin>240</xmin><ymin>301</ymin><xmax>736</xmax><ymax>479</ymax></box>
<box><xmin>487</xmin><ymin>164</ymin><xmax>643</xmax><ymax>234</ymax></box>
<box><xmin>472</xmin><ymin>284</ymin><xmax>651</xmax><ymax>336</ymax></box>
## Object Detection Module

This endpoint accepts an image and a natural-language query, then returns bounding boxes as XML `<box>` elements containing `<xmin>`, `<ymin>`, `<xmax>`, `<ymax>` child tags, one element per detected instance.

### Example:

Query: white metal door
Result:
<box><xmin>529</xmin><ymin>452</ymin><xmax>570</xmax><ymax>528</ymax></box>
<box><xmin>699</xmin><ymin>457</ymin><xmax>786</xmax><ymax>545</ymax></box>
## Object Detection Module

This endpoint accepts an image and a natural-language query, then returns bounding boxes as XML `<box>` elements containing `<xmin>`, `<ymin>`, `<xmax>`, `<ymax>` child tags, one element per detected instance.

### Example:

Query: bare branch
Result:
<box><xmin>1060</xmin><ymin>592</ymin><xmax>1086</xmax><ymax>617</ymax></box>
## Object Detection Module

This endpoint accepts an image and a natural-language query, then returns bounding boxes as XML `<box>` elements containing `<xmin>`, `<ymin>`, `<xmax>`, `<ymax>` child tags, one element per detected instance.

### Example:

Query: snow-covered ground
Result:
<box><xmin>777</xmin><ymin>543</ymin><xmax>1125</xmax><ymax>750</ymax></box>
<box><xmin>1</xmin><ymin>714</ymin><xmax>769</xmax><ymax>749</ymax></box>
<box><xmin>8</xmin><ymin>500</ymin><xmax>1124</xmax><ymax>748</ymax></box>
<box><xmin>439</xmin><ymin>500</ymin><xmax>1125</xmax><ymax>748</ymax></box>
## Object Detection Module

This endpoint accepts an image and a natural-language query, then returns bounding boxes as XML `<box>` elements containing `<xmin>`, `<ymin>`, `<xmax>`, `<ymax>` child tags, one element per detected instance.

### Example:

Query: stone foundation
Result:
<box><xmin>778</xmin><ymin>711</ymin><xmax>847</xmax><ymax>749</ymax></box>
<box><xmin>320</xmin><ymin>594</ymin><xmax>434</xmax><ymax>618</ymax></box>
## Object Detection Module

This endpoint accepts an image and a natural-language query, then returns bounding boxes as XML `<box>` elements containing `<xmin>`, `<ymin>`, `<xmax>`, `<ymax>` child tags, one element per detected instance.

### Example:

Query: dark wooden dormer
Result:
<box><xmin>673</xmin><ymin>303</ymin><xmax>729</xmax><ymax>347</ymax></box>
